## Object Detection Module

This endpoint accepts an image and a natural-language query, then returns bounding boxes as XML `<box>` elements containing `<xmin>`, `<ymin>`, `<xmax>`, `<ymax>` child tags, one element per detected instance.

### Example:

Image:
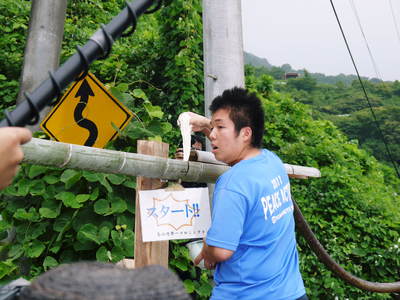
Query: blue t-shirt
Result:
<box><xmin>206</xmin><ymin>149</ymin><xmax>305</xmax><ymax>300</ymax></box>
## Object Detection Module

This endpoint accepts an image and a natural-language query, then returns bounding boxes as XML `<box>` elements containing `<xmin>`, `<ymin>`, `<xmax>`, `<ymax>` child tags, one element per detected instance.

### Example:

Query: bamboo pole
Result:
<box><xmin>21</xmin><ymin>138</ymin><xmax>321</xmax><ymax>180</ymax></box>
<box><xmin>21</xmin><ymin>138</ymin><xmax>228</xmax><ymax>183</ymax></box>
<box><xmin>134</xmin><ymin>140</ymin><xmax>169</xmax><ymax>268</ymax></box>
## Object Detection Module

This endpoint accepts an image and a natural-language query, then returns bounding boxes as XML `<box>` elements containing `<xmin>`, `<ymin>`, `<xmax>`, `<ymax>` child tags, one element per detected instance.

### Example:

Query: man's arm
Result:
<box><xmin>179</xmin><ymin>112</ymin><xmax>212</xmax><ymax>140</ymax></box>
<box><xmin>0</xmin><ymin>127</ymin><xmax>32</xmax><ymax>190</ymax></box>
<box><xmin>194</xmin><ymin>241</ymin><xmax>233</xmax><ymax>270</ymax></box>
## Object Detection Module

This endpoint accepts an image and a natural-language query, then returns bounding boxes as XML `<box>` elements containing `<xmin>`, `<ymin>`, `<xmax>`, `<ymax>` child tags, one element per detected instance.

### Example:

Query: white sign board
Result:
<box><xmin>139</xmin><ymin>188</ymin><xmax>211</xmax><ymax>242</ymax></box>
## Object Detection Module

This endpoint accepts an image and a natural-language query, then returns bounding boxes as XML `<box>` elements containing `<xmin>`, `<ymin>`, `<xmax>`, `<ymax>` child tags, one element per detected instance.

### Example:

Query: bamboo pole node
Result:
<box><xmin>118</xmin><ymin>151</ymin><xmax>127</xmax><ymax>172</ymax></box>
<box><xmin>58</xmin><ymin>143</ymin><xmax>73</xmax><ymax>168</ymax></box>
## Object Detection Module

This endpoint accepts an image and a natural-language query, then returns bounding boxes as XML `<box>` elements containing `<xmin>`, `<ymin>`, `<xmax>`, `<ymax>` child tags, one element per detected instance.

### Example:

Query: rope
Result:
<box><xmin>294</xmin><ymin>199</ymin><xmax>400</xmax><ymax>293</ymax></box>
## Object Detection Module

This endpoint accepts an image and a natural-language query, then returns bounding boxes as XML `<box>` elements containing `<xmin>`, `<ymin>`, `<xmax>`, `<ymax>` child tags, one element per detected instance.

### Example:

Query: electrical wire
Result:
<box><xmin>389</xmin><ymin>0</ymin><xmax>400</xmax><ymax>46</ymax></box>
<box><xmin>329</xmin><ymin>0</ymin><xmax>400</xmax><ymax>178</ymax></box>
<box><xmin>349</xmin><ymin>0</ymin><xmax>382</xmax><ymax>80</ymax></box>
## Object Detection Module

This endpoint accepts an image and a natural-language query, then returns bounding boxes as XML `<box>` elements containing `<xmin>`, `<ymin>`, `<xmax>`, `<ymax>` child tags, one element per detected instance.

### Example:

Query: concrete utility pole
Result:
<box><xmin>17</xmin><ymin>0</ymin><xmax>68</xmax><ymax>130</ymax></box>
<box><xmin>202</xmin><ymin>0</ymin><xmax>245</xmax><ymax>197</ymax></box>
<box><xmin>202</xmin><ymin>0</ymin><xmax>245</xmax><ymax>121</ymax></box>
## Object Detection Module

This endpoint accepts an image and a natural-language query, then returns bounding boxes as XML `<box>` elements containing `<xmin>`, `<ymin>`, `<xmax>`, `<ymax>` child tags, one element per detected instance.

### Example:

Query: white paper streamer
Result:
<box><xmin>177</xmin><ymin>112</ymin><xmax>192</xmax><ymax>161</ymax></box>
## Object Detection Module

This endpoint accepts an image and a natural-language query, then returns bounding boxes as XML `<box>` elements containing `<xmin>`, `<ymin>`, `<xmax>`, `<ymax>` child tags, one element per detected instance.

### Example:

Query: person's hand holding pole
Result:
<box><xmin>0</xmin><ymin>127</ymin><xmax>32</xmax><ymax>190</ymax></box>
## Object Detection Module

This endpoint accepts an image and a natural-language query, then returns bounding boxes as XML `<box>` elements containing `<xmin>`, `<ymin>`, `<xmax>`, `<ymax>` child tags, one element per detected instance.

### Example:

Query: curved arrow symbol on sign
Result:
<box><xmin>74</xmin><ymin>79</ymin><xmax>98</xmax><ymax>146</ymax></box>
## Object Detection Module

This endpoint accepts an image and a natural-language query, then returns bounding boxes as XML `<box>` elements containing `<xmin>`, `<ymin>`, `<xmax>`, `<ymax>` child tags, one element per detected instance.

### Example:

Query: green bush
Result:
<box><xmin>0</xmin><ymin>1</ymin><xmax>399</xmax><ymax>299</ymax></box>
<box><xmin>255</xmin><ymin>85</ymin><xmax>400</xmax><ymax>299</ymax></box>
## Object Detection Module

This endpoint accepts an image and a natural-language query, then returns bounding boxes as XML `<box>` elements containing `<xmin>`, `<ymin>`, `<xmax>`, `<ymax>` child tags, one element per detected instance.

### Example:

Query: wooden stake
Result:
<box><xmin>134</xmin><ymin>140</ymin><xmax>169</xmax><ymax>268</ymax></box>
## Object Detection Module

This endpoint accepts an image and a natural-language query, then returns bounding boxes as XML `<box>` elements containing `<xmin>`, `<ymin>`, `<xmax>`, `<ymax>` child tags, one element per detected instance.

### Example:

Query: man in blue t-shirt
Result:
<box><xmin>183</xmin><ymin>87</ymin><xmax>307</xmax><ymax>300</ymax></box>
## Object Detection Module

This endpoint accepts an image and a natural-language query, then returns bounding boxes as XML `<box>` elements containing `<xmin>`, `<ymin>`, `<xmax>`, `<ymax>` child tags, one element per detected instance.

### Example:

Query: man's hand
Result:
<box><xmin>175</xmin><ymin>148</ymin><xmax>197</xmax><ymax>161</ymax></box>
<box><xmin>178</xmin><ymin>112</ymin><xmax>212</xmax><ymax>139</ymax></box>
<box><xmin>194</xmin><ymin>241</ymin><xmax>233</xmax><ymax>270</ymax></box>
<box><xmin>0</xmin><ymin>127</ymin><xmax>32</xmax><ymax>190</ymax></box>
<box><xmin>194</xmin><ymin>242</ymin><xmax>217</xmax><ymax>270</ymax></box>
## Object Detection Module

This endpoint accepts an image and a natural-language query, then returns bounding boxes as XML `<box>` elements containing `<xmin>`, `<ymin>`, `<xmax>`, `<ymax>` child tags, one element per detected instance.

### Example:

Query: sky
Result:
<box><xmin>241</xmin><ymin>0</ymin><xmax>400</xmax><ymax>81</ymax></box>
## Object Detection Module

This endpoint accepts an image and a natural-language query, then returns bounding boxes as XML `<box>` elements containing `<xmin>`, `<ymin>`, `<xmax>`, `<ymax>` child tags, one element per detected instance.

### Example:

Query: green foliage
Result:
<box><xmin>331</xmin><ymin>106</ymin><xmax>400</xmax><ymax>164</ymax></box>
<box><xmin>246</xmin><ymin>63</ymin><xmax>400</xmax><ymax>168</ymax></box>
<box><xmin>0</xmin><ymin>66</ymin><xmax>175</xmax><ymax>280</ymax></box>
<box><xmin>0</xmin><ymin>0</ymin><xmax>208</xmax><ymax>292</ymax></box>
<box><xmin>249</xmin><ymin>77</ymin><xmax>400</xmax><ymax>299</ymax></box>
<box><xmin>0</xmin><ymin>0</ymin><xmax>29</xmax><ymax>78</ymax></box>
<box><xmin>286</xmin><ymin>70</ymin><xmax>317</xmax><ymax>92</ymax></box>
<box><xmin>0</xmin><ymin>164</ymin><xmax>136</xmax><ymax>278</ymax></box>
<box><xmin>155</xmin><ymin>0</ymin><xmax>204</xmax><ymax>117</ymax></box>
<box><xmin>169</xmin><ymin>240</ymin><xmax>214</xmax><ymax>299</ymax></box>
<box><xmin>0</xmin><ymin>0</ymin><xmax>30</xmax><ymax>117</ymax></box>
<box><xmin>1</xmin><ymin>1</ymin><xmax>399</xmax><ymax>299</ymax></box>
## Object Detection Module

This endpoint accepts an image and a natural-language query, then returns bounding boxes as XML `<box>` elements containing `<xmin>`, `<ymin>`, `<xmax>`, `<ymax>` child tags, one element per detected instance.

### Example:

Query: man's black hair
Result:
<box><xmin>209</xmin><ymin>87</ymin><xmax>264</xmax><ymax>148</ymax></box>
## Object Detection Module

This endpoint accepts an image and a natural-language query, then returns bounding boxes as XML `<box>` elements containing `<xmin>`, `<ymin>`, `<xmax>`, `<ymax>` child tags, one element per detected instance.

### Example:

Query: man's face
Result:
<box><xmin>210</xmin><ymin>108</ymin><xmax>249</xmax><ymax>165</ymax></box>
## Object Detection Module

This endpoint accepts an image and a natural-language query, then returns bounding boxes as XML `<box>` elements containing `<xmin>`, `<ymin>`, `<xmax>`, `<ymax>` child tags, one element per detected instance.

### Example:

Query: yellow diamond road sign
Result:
<box><xmin>41</xmin><ymin>72</ymin><xmax>133</xmax><ymax>148</ymax></box>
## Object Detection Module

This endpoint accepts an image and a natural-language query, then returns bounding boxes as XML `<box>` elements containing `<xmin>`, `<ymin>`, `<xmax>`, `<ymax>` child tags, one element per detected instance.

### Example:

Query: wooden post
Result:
<box><xmin>134</xmin><ymin>140</ymin><xmax>169</xmax><ymax>268</ymax></box>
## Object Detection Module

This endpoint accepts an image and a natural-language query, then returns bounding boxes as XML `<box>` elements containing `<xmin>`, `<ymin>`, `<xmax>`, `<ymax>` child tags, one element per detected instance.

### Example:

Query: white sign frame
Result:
<box><xmin>139</xmin><ymin>188</ymin><xmax>211</xmax><ymax>242</ymax></box>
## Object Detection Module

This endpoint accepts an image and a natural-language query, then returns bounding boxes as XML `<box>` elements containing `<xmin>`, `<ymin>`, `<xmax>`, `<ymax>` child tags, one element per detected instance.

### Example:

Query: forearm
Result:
<box><xmin>178</xmin><ymin>112</ymin><xmax>212</xmax><ymax>140</ymax></box>
<box><xmin>201</xmin><ymin>125</ymin><xmax>212</xmax><ymax>140</ymax></box>
<box><xmin>195</xmin><ymin>115</ymin><xmax>212</xmax><ymax>140</ymax></box>
<box><xmin>202</xmin><ymin>242</ymin><xmax>233</xmax><ymax>263</ymax></box>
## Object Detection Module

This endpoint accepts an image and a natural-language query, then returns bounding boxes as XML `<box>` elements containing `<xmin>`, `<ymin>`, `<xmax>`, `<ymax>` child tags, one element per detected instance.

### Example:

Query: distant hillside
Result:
<box><xmin>302</xmin><ymin>71</ymin><xmax>372</xmax><ymax>85</ymax></box>
<box><xmin>245</xmin><ymin>56</ymin><xmax>400</xmax><ymax>166</ymax></box>
<box><xmin>244</xmin><ymin>52</ymin><xmax>272</xmax><ymax>69</ymax></box>
<box><xmin>244</xmin><ymin>51</ymin><xmax>375</xmax><ymax>85</ymax></box>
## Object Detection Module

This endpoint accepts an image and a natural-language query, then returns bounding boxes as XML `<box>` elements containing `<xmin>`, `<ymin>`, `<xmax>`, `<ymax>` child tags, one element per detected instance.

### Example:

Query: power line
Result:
<box><xmin>349</xmin><ymin>0</ymin><xmax>382</xmax><ymax>80</ymax></box>
<box><xmin>389</xmin><ymin>0</ymin><xmax>400</xmax><ymax>46</ymax></box>
<box><xmin>329</xmin><ymin>0</ymin><xmax>400</xmax><ymax>178</ymax></box>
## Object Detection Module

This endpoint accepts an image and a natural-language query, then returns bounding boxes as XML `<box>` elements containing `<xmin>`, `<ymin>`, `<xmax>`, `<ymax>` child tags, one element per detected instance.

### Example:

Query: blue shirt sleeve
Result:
<box><xmin>206</xmin><ymin>188</ymin><xmax>247</xmax><ymax>252</ymax></box>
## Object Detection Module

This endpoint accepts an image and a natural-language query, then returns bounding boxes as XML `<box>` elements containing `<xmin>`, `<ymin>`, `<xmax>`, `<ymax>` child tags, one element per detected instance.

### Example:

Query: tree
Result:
<box><xmin>287</xmin><ymin>70</ymin><xmax>317</xmax><ymax>92</ymax></box>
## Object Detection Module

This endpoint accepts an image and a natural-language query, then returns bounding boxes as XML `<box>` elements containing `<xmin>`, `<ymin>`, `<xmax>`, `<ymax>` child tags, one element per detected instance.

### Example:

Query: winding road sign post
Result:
<box><xmin>40</xmin><ymin>72</ymin><xmax>132</xmax><ymax>148</ymax></box>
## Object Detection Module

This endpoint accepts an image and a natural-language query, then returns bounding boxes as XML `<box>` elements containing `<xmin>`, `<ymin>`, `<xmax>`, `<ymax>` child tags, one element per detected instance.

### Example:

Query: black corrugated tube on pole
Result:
<box><xmin>0</xmin><ymin>0</ymin><xmax>163</xmax><ymax>128</ymax></box>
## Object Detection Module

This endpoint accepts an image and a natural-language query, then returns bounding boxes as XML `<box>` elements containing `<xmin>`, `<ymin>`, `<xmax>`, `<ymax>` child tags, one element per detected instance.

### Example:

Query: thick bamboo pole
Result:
<box><xmin>21</xmin><ymin>138</ymin><xmax>228</xmax><ymax>183</ymax></box>
<box><xmin>21</xmin><ymin>138</ymin><xmax>321</xmax><ymax>180</ymax></box>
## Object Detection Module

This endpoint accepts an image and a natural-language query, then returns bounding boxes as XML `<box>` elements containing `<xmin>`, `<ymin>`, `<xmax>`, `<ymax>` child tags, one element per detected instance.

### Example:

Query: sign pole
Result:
<box><xmin>134</xmin><ymin>140</ymin><xmax>169</xmax><ymax>268</ymax></box>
